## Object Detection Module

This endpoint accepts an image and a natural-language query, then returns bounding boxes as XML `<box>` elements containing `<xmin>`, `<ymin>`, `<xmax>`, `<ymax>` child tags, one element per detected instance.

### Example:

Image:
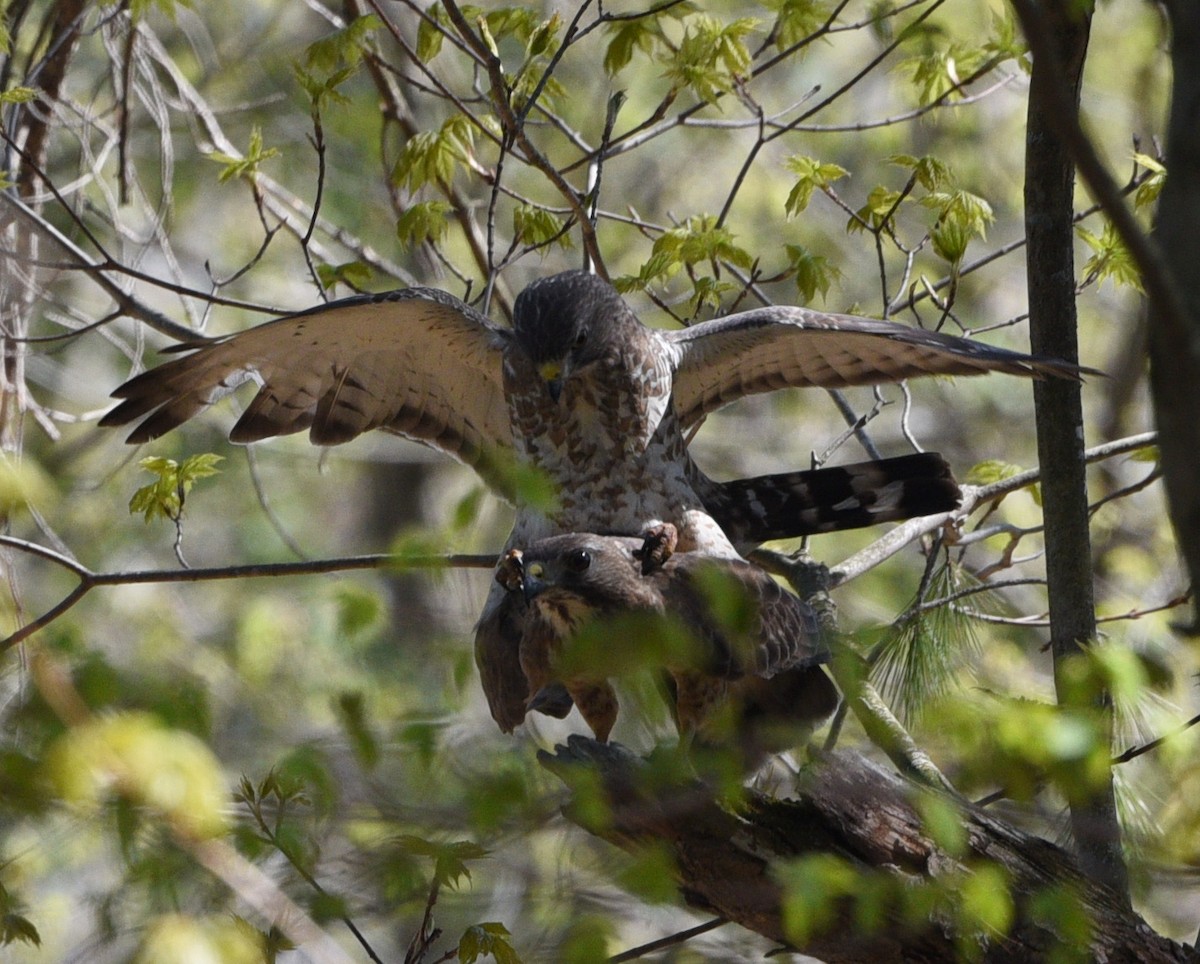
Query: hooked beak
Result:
<box><xmin>538</xmin><ymin>361</ymin><xmax>565</xmax><ymax>402</ymax></box>
<box><xmin>522</xmin><ymin>561</ymin><xmax>548</xmax><ymax>604</ymax></box>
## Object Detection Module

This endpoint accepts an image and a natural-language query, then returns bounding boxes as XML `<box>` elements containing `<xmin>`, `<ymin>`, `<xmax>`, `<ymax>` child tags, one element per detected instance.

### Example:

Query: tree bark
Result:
<box><xmin>1150</xmin><ymin>2</ymin><xmax>1200</xmax><ymax>635</ymax></box>
<box><xmin>541</xmin><ymin>739</ymin><xmax>1191</xmax><ymax>963</ymax></box>
<box><xmin>1021</xmin><ymin>0</ymin><xmax>1129</xmax><ymax>899</ymax></box>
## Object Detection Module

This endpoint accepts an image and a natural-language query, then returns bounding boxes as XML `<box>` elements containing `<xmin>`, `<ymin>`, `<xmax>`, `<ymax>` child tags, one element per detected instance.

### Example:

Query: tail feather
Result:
<box><xmin>709</xmin><ymin>452</ymin><xmax>961</xmax><ymax>544</ymax></box>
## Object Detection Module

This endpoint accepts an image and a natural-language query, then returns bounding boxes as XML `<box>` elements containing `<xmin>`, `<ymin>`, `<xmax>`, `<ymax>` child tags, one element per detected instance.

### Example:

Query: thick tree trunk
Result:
<box><xmin>542</xmin><ymin>739</ymin><xmax>1190</xmax><ymax>963</ymax></box>
<box><xmin>1022</xmin><ymin>0</ymin><xmax>1128</xmax><ymax>898</ymax></box>
<box><xmin>1150</xmin><ymin>2</ymin><xmax>1200</xmax><ymax>635</ymax></box>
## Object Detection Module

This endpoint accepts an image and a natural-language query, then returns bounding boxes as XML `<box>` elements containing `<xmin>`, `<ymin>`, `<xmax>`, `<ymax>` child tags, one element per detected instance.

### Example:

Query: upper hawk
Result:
<box><xmin>101</xmin><ymin>270</ymin><xmax>1083</xmax><ymax>733</ymax></box>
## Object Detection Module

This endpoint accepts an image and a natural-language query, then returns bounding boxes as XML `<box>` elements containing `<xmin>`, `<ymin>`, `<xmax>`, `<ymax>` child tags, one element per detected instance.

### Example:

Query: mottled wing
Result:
<box><xmin>664</xmin><ymin>556</ymin><xmax>828</xmax><ymax>678</ymax></box>
<box><xmin>101</xmin><ymin>287</ymin><xmax>514</xmax><ymax>484</ymax></box>
<box><xmin>475</xmin><ymin>591</ymin><xmax>573</xmax><ymax>732</ymax></box>
<box><xmin>739</xmin><ymin>563</ymin><xmax>829</xmax><ymax>677</ymax></box>
<box><xmin>666</xmin><ymin>306</ymin><xmax>1092</xmax><ymax>429</ymax></box>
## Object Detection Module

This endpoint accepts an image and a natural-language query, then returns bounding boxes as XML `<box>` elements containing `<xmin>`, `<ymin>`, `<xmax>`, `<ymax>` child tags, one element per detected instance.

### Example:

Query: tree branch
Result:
<box><xmin>0</xmin><ymin>535</ymin><xmax>494</xmax><ymax>651</ymax></box>
<box><xmin>541</xmin><ymin>739</ymin><xmax>1191</xmax><ymax>962</ymax></box>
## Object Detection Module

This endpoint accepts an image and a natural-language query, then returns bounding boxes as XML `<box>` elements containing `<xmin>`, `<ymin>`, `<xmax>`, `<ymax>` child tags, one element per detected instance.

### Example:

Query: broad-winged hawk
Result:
<box><xmin>100</xmin><ymin>270</ymin><xmax>1081</xmax><ymax>734</ymax></box>
<box><xmin>498</xmin><ymin>524</ymin><xmax>838</xmax><ymax>758</ymax></box>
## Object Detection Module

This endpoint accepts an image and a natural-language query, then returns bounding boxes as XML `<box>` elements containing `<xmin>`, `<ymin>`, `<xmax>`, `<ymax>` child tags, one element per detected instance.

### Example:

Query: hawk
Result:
<box><xmin>497</xmin><ymin>524</ymin><xmax>838</xmax><ymax>759</ymax></box>
<box><xmin>100</xmin><ymin>270</ymin><xmax>1081</xmax><ymax>734</ymax></box>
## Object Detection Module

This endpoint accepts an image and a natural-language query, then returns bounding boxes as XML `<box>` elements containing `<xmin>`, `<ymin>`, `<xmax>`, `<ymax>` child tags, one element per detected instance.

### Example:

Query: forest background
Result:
<box><xmin>0</xmin><ymin>0</ymin><xmax>1192</xmax><ymax>961</ymax></box>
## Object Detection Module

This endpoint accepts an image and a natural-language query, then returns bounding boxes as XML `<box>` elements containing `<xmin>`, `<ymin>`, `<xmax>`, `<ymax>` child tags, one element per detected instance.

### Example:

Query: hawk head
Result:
<box><xmin>500</xmin><ymin>533</ymin><xmax>650</xmax><ymax>634</ymax></box>
<box><xmin>512</xmin><ymin>271</ymin><xmax>638</xmax><ymax>401</ymax></box>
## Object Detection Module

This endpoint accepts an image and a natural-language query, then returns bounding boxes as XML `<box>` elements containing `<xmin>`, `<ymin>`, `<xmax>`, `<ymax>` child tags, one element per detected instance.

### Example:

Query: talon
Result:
<box><xmin>635</xmin><ymin>522</ymin><xmax>678</xmax><ymax>574</ymax></box>
<box><xmin>496</xmin><ymin>548</ymin><xmax>525</xmax><ymax>591</ymax></box>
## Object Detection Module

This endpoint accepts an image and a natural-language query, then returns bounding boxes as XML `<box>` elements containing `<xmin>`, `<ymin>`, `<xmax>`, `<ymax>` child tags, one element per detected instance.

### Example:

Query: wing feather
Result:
<box><xmin>663</xmin><ymin>556</ymin><xmax>828</xmax><ymax>678</ymax></box>
<box><xmin>666</xmin><ymin>306</ymin><xmax>1095</xmax><ymax>428</ymax></box>
<box><xmin>101</xmin><ymin>287</ymin><xmax>515</xmax><ymax>478</ymax></box>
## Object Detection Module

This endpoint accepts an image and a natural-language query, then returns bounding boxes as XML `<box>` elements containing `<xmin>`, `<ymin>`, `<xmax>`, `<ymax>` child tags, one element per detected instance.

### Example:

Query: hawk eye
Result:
<box><xmin>563</xmin><ymin>549</ymin><xmax>591</xmax><ymax>573</ymax></box>
<box><xmin>572</xmin><ymin>327</ymin><xmax>588</xmax><ymax>349</ymax></box>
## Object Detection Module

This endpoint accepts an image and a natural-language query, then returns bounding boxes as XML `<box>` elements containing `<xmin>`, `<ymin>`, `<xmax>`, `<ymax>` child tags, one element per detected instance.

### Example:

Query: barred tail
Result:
<box><xmin>710</xmin><ymin>452</ymin><xmax>961</xmax><ymax>544</ymax></box>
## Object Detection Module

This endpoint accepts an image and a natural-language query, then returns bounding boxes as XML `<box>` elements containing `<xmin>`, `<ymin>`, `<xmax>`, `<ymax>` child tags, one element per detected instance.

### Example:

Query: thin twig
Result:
<box><xmin>0</xmin><ymin>536</ymin><xmax>495</xmax><ymax>651</ymax></box>
<box><xmin>608</xmin><ymin>917</ymin><xmax>728</xmax><ymax>962</ymax></box>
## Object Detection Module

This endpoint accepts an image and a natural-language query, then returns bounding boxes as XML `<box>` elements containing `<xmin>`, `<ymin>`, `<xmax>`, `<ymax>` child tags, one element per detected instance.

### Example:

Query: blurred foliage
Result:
<box><xmin>0</xmin><ymin>0</ymin><xmax>1189</xmax><ymax>960</ymax></box>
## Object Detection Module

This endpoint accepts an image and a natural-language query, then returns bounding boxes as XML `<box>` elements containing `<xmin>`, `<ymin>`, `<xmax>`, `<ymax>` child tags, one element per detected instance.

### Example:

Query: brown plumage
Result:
<box><xmin>100</xmin><ymin>271</ymin><xmax>1087</xmax><ymax>735</ymax></box>
<box><xmin>500</xmin><ymin>525</ymin><xmax>839</xmax><ymax>755</ymax></box>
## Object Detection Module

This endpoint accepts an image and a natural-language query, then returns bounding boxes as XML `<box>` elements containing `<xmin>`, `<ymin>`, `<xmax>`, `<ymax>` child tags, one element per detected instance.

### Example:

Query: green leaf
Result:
<box><xmin>784</xmin><ymin>155</ymin><xmax>848</xmax><ymax>217</ymax></box>
<box><xmin>896</xmin><ymin>39</ymin><xmax>990</xmax><ymax>105</ymax></box>
<box><xmin>981</xmin><ymin>8</ymin><xmax>1030</xmax><ymax>74</ymax></box>
<box><xmin>332</xmin><ymin>584</ymin><xmax>383</xmax><ymax>638</ymax></box>
<box><xmin>417</xmin><ymin>5</ymin><xmax>448</xmax><ymax>62</ymax></box>
<box><xmin>964</xmin><ymin>458</ymin><xmax>1024</xmax><ymax>487</ymax></box>
<box><xmin>128</xmin><ymin>454</ymin><xmax>223</xmax><ymax>524</ymax></box>
<box><xmin>133</xmin><ymin>913</ymin><xmax>264</xmax><ymax>964</ymax></box>
<box><xmin>45</xmin><ymin>712</ymin><xmax>231</xmax><ymax>838</ymax></box>
<box><xmin>0</xmin><ymin>882</ymin><xmax>41</xmax><ymax>947</ymax></box>
<box><xmin>0</xmin><ymin>457</ymin><xmax>55</xmax><ymax>518</ymax></box>
<box><xmin>849</xmin><ymin>185</ymin><xmax>903</xmax><ymax>233</ymax></box>
<box><xmin>304</xmin><ymin>14</ymin><xmax>380</xmax><ymax>72</ymax></box>
<box><xmin>1127</xmin><ymin>443</ymin><xmax>1159</xmax><ymax>464</ymax></box>
<box><xmin>208</xmin><ymin>127</ymin><xmax>279</xmax><ymax>183</ymax></box>
<box><xmin>616</xmin><ymin>843</ymin><xmax>678</xmax><ymax>903</ymax></box>
<box><xmin>392</xmin><ymin>115</ymin><xmax>476</xmax><ymax>191</ymax></box>
<box><xmin>526</xmin><ymin>12</ymin><xmax>561</xmax><ymax>58</ymax></box>
<box><xmin>451</xmin><ymin>487</ymin><xmax>485</xmax><ymax>531</ymax></box>
<box><xmin>921</xmin><ymin>189</ymin><xmax>994</xmax><ymax>264</ymax></box>
<box><xmin>114</xmin><ymin>0</ymin><xmax>195</xmax><ymax>22</ymax></box>
<box><xmin>512</xmin><ymin>204</ymin><xmax>571</xmax><ymax>249</ymax></box>
<box><xmin>663</xmin><ymin>15</ymin><xmax>759</xmax><ymax>104</ymax></box>
<box><xmin>1077</xmin><ymin>221</ymin><xmax>1143</xmax><ymax>292</ymax></box>
<box><xmin>604</xmin><ymin>21</ymin><xmax>656</xmax><ymax>75</ymax></box>
<box><xmin>889</xmin><ymin>153</ymin><xmax>953</xmax><ymax>191</ymax></box>
<box><xmin>396</xmin><ymin>835</ymin><xmax>490</xmax><ymax>889</ymax></box>
<box><xmin>761</xmin><ymin>0</ymin><xmax>828</xmax><ymax>50</ymax></box>
<box><xmin>397</xmin><ymin>201</ymin><xmax>452</xmax><ymax>250</ymax></box>
<box><xmin>623</xmin><ymin>214</ymin><xmax>753</xmax><ymax>289</ymax></box>
<box><xmin>333</xmin><ymin>691</ymin><xmax>379</xmax><ymax>768</ymax></box>
<box><xmin>561</xmin><ymin>915</ymin><xmax>614</xmax><ymax>964</ymax></box>
<box><xmin>0</xmin><ymin>86</ymin><xmax>36</xmax><ymax>104</ymax></box>
<box><xmin>1132</xmin><ymin>152</ymin><xmax>1165</xmax><ymax>210</ymax></box>
<box><xmin>293</xmin><ymin>64</ymin><xmax>356</xmax><ymax>111</ymax></box>
<box><xmin>959</xmin><ymin>864</ymin><xmax>1015</xmax><ymax>939</ymax></box>
<box><xmin>776</xmin><ymin>853</ymin><xmax>861</xmax><ymax>946</ymax></box>
<box><xmin>316</xmin><ymin>260</ymin><xmax>373</xmax><ymax>290</ymax></box>
<box><xmin>785</xmin><ymin>243</ymin><xmax>841</xmax><ymax>303</ymax></box>
<box><xmin>460</xmin><ymin>921</ymin><xmax>522</xmax><ymax>964</ymax></box>
<box><xmin>602</xmin><ymin>3</ymin><xmax>695</xmax><ymax>74</ymax></box>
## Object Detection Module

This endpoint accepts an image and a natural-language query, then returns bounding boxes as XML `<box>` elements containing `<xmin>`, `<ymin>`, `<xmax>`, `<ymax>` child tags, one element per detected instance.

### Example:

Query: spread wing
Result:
<box><xmin>665</xmin><ymin>306</ymin><xmax>1091</xmax><ymax>429</ymax></box>
<box><xmin>101</xmin><ymin>287</ymin><xmax>515</xmax><ymax>483</ymax></box>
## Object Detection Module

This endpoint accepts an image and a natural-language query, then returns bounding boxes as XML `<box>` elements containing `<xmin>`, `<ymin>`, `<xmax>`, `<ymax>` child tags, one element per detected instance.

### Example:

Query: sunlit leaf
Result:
<box><xmin>304</xmin><ymin>14</ymin><xmax>380</xmax><ymax>72</ymax></box>
<box><xmin>1132</xmin><ymin>152</ymin><xmax>1166</xmax><ymax>210</ymax></box>
<box><xmin>761</xmin><ymin>0</ymin><xmax>828</xmax><ymax>50</ymax></box>
<box><xmin>46</xmin><ymin>712</ymin><xmax>230</xmax><ymax>839</ymax></box>
<box><xmin>784</xmin><ymin>155</ymin><xmax>848</xmax><ymax>217</ymax></box>
<box><xmin>513</xmin><ymin>204</ymin><xmax>571</xmax><ymax>249</ymax></box>
<box><xmin>133</xmin><ymin>913</ymin><xmax>263</xmax><ymax>964</ymax></box>
<box><xmin>785</xmin><ymin>243</ymin><xmax>841</xmax><ymax>303</ymax></box>
<box><xmin>208</xmin><ymin>127</ymin><xmax>279</xmax><ymax>183</ymax></box>
<box><xmin>1077</xmin><ymin>221</ymin><xmax>1143</xmax><ymax>292</ymax></box>
<box><xmin>129</xmin><ymin>454</ymin><xmax>223</xmax><ymax>524</ymax></box>
<box><xmin>663</xmin><ymin>15</ymin><xmax>759</xmax><ymax>104</ymax></box>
